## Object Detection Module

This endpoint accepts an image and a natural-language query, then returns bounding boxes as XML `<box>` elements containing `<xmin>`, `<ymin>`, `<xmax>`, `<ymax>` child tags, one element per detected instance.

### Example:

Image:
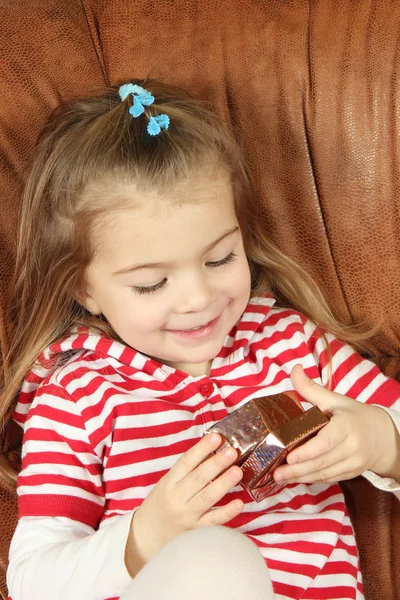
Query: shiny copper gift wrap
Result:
<box><xmin>205</xmin><ymin>392</ymin><xmax>329</xmax><ymax>501</ymax></box>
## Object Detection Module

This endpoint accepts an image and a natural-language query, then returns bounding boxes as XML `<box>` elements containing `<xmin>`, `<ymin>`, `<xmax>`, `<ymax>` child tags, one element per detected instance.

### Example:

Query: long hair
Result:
<box><xmin>0</xmin><ymin>78</ymin><xmax>368</xmax><ymax>482</ymax></box>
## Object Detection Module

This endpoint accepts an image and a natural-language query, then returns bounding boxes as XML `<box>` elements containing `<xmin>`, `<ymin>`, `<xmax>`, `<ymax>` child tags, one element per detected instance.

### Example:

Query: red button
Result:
<box><xmin>200</xmin><ymin>382</ymin><xmax>214</xmax><ymax>398</ymax></box>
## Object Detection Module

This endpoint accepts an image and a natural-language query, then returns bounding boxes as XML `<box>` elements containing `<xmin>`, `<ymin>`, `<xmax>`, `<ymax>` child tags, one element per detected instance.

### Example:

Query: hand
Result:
<box><xmin>273</xmin><ymin>365</ymin><xmax>400</xmax><ymax>485</ymax></box>
<box><xmin>125</xmin><ymin>433</ymin><xmax>244</xmax><ymax>575</ymax></box>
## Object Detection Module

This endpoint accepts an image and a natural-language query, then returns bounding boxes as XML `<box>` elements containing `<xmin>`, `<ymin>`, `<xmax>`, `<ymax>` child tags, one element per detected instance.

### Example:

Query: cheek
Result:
<box><xmin>229</xmin><ymin>257</ymin><xmax>252</xmax><ymax>297</ymax></box>
<box><xmin>115</xmin><ymin>296</ymin><xmax>168</xmax><ymax>333</ymax></box>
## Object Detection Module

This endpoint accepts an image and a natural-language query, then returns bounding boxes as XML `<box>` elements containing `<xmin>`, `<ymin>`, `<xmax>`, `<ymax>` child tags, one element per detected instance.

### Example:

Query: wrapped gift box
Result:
<box><xmin>205</xmin><ymin>392</ymin><xmax>329</xmax><ymax>501</ymax></box>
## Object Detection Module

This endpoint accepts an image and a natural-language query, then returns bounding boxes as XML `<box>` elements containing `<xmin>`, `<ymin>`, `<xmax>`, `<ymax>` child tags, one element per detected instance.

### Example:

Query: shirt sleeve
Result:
<box><xmin>10</xmin><ymin>385</ymin><xmax>134</xmax><ymax>599</ymax></box>
<box><xmin>7</xmin><ymin>514</ymin><xmax>133</xmax><ymax>600</ymax></box>
<box><xmin>303</xmin><ymin>320</ymin><xmax>400</xmax><ymax>496</ymax></box>
<box><xmin>17</xmin><ymin>385</ymin><xmax>105</xmax><ymax>526</ymax></box>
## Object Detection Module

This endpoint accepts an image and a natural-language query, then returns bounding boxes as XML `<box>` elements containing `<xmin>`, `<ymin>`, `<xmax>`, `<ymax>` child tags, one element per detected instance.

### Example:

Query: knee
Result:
<box><xmin>169</xmin><ymin>525</ymin><xmax>260</xmax><ymax>563</ymax></box>
<box><xmin>192</xmin><ymin>525</ymin><xmax>253</xmax><ymax>548</ymax></box>
<box><xmin>130</xmin><ymin>526</ymin><xmax>274</xmax><ymax>600</ymax></box>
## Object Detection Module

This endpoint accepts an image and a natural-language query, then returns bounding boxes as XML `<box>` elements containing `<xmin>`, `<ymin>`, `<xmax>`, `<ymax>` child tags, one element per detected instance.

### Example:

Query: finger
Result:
<box><xmin>274</xmin><ymin>444</ymin><xmax>349</xmax><ymax>483</ymax></box>
<box><xmin>290</xmin><ymin>364</ymin><xmax>345</xmax><ymax>412</ymax></box>
<box><xmin>189</xmin><ymin>464</ymin><xmax>244</xmax><ymax>515</ymax></box>
<box><xmin>198</xmin><ymin>498</ymin><xmax>245</xmax><ymax>527</ymax></box>
<box><xmin>286</xmin><ymin>422</ymin><xmax>345</xmax><ymax>465</ymax></box>
<box><xmin>278</xmin><ymin>466</ymin><xmax>359</xmax><ymax>485</ymax></box>
<box><xmin>166</xmin><ymin>434</ymin><xmax>223</xmax><ymax>485</ymax></box>
<box><xmin>179</xmin><ymin>446</ymin><xmax>241</xmax><ymax>503</ymax></box>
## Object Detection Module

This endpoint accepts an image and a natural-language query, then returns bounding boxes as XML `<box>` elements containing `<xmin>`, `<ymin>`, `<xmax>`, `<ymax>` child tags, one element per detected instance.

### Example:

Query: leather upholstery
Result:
<box><xmin>0</xmin><ymin>1</ymin><xmax>399</xmax><ymax>598</ymax></box>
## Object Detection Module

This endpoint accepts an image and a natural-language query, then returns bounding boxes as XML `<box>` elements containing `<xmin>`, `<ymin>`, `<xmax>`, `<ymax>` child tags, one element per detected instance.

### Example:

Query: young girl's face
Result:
<box><xmin>84</xmin><ymin>172</ymin><xmax>251</xmax><ymax>376</ymax></box>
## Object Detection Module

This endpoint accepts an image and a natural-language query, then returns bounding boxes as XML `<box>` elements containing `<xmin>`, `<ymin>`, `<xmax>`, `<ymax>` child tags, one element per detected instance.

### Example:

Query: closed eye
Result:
<box><xmin>206</xmin><ymin>251</ymin><xmax>237</xmax><ymax>268</ymax></box>
<box><xmin>132</xmin><ymin>251</ymin><xmax>237</xmax><ymax>294</ymax></box>
<box><xmin>133</xmin><ymin>278</ymin><xmax>167</xmax><ymax>295</ymax></box>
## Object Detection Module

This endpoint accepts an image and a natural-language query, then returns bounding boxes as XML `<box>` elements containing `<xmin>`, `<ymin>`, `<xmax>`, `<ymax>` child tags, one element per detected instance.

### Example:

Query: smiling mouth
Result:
<box><xmin>166</xmin><ymin>315</ymin><xmax>221</xmax><ymax>334</ymax></box>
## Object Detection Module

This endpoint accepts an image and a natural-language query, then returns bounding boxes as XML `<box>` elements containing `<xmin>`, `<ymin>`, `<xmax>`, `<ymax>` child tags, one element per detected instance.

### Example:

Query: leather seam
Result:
<box><xmin>304</xmin><ymin>2</ymin><xmax>354</xmax><ymax>324</ymax></box>
<box><xmin>79</xmin><ymin>0</ymin><xmax>109</xmax><ymax>86</ymax></box>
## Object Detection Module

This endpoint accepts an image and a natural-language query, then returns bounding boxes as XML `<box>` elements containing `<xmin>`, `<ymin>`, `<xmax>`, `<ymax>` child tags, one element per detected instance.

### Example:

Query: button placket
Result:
<box><xmin>200</xmin><ymin>382</ymin><xmax>214</xmax><ymax>398</ymax></box>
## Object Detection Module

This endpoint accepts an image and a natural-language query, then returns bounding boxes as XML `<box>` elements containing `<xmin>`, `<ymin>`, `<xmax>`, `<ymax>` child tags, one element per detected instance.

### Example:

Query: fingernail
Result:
<box><xmin>223</xmin><ymin>446</ymin><xmax>236</xmax><ymax>459</ymax></box>
<box><xmin>274</xmin><ymin>472</ymin><xmax>285</xmax><ymax>483</ymax></box>
<box><xmin>229</xmin><ymin>466</ymin><xmax>243</xmax><ymax>482</ymax></box>
<box><xmin>208</xmin><ymin>433</ymin><xmax>220</xmax><ymax>447</ymax></box>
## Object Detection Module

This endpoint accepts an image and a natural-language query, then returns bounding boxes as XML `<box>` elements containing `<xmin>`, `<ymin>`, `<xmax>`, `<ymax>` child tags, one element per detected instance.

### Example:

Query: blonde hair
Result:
<box><xmin>0</xmin><ymin>78</ymin><xmax>369</xmax><ymax>482</ymax></box>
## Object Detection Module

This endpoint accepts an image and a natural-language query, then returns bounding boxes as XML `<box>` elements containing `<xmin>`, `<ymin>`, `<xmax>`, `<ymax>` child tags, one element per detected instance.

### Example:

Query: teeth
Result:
<box><xmin>169</xmin><ymin>319</ymin><xmax>213</xmax><ymax>332</ymax></box>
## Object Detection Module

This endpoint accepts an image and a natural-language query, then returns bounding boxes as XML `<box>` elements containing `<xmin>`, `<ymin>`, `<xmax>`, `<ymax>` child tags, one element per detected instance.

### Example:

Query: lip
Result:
<box><xmin>165</xmin><ymin>314</ymin><xmax>221</xmax><ymax>340</ymax></box>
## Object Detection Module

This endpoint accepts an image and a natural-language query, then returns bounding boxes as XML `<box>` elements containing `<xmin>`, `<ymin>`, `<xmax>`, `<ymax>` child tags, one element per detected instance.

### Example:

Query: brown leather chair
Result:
<box><xmin>0</xmin><ymin>1</ymin><xmax>399</xmax><ymax>598</ymax></box>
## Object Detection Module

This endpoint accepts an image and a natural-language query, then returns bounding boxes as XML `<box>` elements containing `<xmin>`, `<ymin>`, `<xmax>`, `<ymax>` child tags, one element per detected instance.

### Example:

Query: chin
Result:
<box><xmin>175</xmin><ymin>346</ymin><xmax>222</xmax><ymax>365</ymax></box>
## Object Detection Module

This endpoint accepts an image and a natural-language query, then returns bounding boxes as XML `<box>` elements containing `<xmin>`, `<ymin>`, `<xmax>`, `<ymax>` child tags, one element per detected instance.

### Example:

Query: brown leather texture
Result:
<box><xmin>0</xmin><ymin>1</ymin><xmax>399</xmax><ymax>598</ymax></box>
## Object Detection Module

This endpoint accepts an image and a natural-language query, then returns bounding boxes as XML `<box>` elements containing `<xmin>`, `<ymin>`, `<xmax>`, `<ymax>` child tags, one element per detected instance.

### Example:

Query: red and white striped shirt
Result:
<box><xmin>8</xmin><ymin>295</ymin><xmax>400</xmax><ymax>600</ymax></box>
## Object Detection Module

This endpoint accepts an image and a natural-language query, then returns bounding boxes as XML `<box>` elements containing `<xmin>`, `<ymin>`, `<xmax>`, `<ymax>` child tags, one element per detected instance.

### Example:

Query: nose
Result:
<box><xmin>175</xmin><ymin>271</ymin><xmax>216</xmax><ymax>314</ymax></box>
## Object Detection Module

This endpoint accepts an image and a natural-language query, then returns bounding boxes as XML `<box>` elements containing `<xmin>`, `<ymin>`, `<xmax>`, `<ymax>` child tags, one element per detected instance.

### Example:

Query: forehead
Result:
<box><xmin>90</xmin><ymin>172</ymin><xmax>238</xmax><ymax>265</ymax></box>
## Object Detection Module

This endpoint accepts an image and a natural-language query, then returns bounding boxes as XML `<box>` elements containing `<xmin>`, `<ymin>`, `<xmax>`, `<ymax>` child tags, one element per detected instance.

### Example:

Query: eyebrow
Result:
<box><xmin>113</xmin><ymin>226</ymin><xmax>240</xmax><ymax>275</ymax></box>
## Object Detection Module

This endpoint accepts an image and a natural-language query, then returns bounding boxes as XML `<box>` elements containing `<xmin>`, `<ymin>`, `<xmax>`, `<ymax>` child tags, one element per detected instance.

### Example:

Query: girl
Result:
<box><xmin>2</xmin><ymin>79</ymin><xmax>400</xmax><ymax>600</ymax></box>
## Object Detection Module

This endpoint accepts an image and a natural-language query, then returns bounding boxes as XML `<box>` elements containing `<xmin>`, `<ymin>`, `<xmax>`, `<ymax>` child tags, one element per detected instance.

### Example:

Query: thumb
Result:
<box><xmin>290</xmin><ymin>364</ymin><xmax>341</xmax><ymax>413</ymax></box>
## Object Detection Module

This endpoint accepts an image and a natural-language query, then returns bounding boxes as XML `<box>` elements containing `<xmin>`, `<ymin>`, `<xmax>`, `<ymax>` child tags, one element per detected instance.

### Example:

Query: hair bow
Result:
<box><xmin>147</xmin><ymin>114</ymin><xmax>170</xmax><ymax>136</ymax></box>
<box><xmin>118</xmin><ymin>83</ymin><xmax>155</xmax><ymax>117</ymax></box>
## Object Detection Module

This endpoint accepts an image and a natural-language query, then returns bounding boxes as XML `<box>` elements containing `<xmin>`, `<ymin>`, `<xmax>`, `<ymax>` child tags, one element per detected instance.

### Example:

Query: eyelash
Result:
<box><xmin>206</xmin><ymin>251</ymin><xmax>237</xmax><ymax>268</ymax></box>
<box><xmin>133</xmin><ymin>252</ymin><xmax>238</xmax><ymax>296</ymax></box>
<box><xmin>134</xmin><ymin>279</ymin><xmax>167</xmax><ymax>296</ymax></box>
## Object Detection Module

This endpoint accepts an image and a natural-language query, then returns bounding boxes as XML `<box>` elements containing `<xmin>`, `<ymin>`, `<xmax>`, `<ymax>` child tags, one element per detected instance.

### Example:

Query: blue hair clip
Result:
<box><xmin>118</xmin><ymin>83</ymin><xmax>170</xmax><ymax>136</ymax></box>
<box><xmin>118</xmin><ymin>83</ymin><xmax>155</xmax><ymax>117</ymax></box>
<box><xmin>147</xmin><ymin>114</ymin><xmax>170</xmax><ymax>136</ymax></box>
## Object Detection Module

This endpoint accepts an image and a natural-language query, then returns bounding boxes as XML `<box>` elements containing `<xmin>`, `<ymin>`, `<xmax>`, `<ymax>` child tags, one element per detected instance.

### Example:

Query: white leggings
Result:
<box><xmin>119</xmin><ymin>526</ymin><xmax>275</xmax><ymax>599</ymax></box>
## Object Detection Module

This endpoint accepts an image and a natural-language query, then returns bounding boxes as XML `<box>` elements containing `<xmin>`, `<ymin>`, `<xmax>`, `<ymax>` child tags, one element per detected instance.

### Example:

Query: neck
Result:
<box><xmin>163</xmin><ymin>359</ymin><xmax>212</xmax><ymax>377</ymax></box>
